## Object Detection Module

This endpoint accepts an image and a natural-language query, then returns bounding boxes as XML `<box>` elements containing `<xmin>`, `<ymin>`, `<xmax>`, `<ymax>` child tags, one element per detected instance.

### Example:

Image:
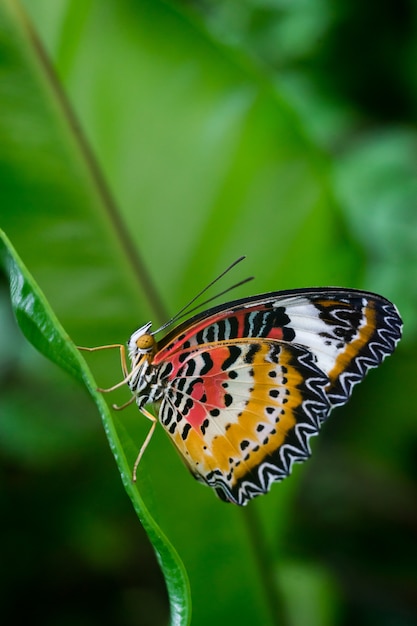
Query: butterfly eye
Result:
<box><xmin>136</xmin><ymin>333</ymin><xmax>156</xmax><ymax>352</ymax></box>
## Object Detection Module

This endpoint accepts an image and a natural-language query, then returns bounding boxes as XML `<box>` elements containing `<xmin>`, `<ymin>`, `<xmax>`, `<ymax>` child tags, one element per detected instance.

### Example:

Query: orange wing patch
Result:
<box><xmin>327</xmin><ymin>300</ymin><xmax>377</xmax><ymax>392</ymax></box>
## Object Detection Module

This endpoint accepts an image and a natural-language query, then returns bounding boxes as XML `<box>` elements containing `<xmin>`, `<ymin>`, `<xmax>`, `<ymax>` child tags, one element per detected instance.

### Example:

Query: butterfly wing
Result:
<box><xmin>157</xmin><ymin>339</ymin><xmax>331</xmax><ymax>505</ymax></box>
<box><xmin>153</xmin><ymin>288</ymin><xmax>402</xmax><ymax>504</ymax></box>
<box><xmin>157</xmin><ymin>288</ymin><xmax>402</xmax><ymax>405</ymax></box>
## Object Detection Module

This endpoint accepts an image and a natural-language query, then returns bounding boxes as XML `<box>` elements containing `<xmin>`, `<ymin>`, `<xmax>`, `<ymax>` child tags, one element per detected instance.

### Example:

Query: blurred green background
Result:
<box><xmin>1</xmin><ymin>0</ymin><xmax>416</xmax><ymax>625</ymax></box>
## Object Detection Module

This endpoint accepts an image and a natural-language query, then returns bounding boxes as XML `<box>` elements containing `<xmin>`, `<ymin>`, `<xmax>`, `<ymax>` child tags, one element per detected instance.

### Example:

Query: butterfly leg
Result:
<box><xmin>80</xmin><ymin>346</ymin><xmax>147</xmax><ymax>393</ymax></box>
<box><xmin>96</xmin><ymin>373</ymin><xmax>134</xmax><ymax>393</ymax></box>
<box><xmin>78</xmin><ymin>343</ymin><xmax>124</xmax><ymax>353</ymax></box>
<box><xmin>132</xmin><ymin>408</ymin><xmax>157</xmax><ymax>482</ymax></box>
<box><xmin>112</xmin><ymin>396</ymin><xmax>136</xmax><ymax>411</ymax></box>
<box><xmin>78</xmin><ymin>343</ymin><xmax>129</xmax><ymax>378</ymax></box>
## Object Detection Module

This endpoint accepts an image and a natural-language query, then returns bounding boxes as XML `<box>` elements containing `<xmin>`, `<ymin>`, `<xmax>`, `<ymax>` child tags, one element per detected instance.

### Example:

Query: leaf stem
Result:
<box><xmin>243</xmin><ymin>506</ymin><xmax>289</xmax><ymax>626</ymax></box>
<box><xmin>13</xmin><ymin>1</ymin><xmax>169</xmax><ymax>322</ymax></box>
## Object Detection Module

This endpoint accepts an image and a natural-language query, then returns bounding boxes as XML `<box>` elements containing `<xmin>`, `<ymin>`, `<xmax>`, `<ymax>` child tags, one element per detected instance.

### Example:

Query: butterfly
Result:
<box><xmin>81</xmin><ymin>261</ymin><xmax>402</xmax><ymax>506</ymax></box>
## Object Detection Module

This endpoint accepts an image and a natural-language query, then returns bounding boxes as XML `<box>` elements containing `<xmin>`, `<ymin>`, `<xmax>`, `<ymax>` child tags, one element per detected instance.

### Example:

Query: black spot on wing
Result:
<box><xmin>182</xmin><ymin>423</ymin><xmax>192</xmax><ymax>440</ymax></box>
<box><xmin>227</xmin><ymin>316</ymin><xmax>239</xmax><ymax>339</ymax></box>
<box><xmin>224</xmin><ymin>393</ymin><xmax>233</xmax><ymax>407</ymax></box>
<box><xmin>204</xmin><ymin>326</ymin><xmax>216</xmax><ymax>343</ymax></box>
<box><xmin>245</xmin><ymin>344</ymin><xmax>261</xmax><ymax>364</ymax></box>
<box><xmin>184</xmin><ymin>359</ymin><xmax>196</xmax><ymax>376</ymax></box>
<box><xmin>200</xmin><ymin>352</ymin><xmax>214</xmax><ymax>375</ymax></box>
<box><xmin>221</xmin><ymin>345</ymin><xmax>242</xmax><ymax>371</ymax></box>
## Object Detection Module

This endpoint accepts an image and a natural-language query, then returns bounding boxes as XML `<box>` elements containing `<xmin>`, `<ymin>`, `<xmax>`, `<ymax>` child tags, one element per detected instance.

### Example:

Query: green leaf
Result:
<box><xmin>0</xmin><ymin>228</ymin><xmax>191</xmax><ymax>625</ymax></box>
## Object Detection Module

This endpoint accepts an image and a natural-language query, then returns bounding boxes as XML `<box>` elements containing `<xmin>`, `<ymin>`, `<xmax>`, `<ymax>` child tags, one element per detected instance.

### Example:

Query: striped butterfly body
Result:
<box><xmin>124</xmin><ymin>287</ymin><xmax>402</xmax><ymax>506</ymax></box>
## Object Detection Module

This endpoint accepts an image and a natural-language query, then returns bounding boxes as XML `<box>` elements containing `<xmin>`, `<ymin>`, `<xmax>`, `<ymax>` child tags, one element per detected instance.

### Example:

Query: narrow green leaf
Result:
<box><xmin>0</xmin><ymin>228</ymin><xmax>191</xmax><ymax>626</ymax></box>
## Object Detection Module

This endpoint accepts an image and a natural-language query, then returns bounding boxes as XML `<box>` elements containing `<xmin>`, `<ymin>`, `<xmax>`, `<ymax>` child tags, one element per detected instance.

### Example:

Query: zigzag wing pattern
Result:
<box><xmin>157</xmin><ymin>340</ymin><xmax>331</xmax><ymax>505</ymax></box>
<box><xmin>314</xmin><ymin>298</ymin><xmax>403</xmax><ymax>406</ymax></box>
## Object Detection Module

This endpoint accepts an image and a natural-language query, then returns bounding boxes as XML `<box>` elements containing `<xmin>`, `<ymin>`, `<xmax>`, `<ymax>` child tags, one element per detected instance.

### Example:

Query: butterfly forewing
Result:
<box><xmin>156</xmin><ymin>288</ymin><xmax>402</xmax><ymax>405</ymax></box>
<box><xmin>134</xmin><ymin>288</ymin><xmax>402</xmax><ymax>505</ymax></box>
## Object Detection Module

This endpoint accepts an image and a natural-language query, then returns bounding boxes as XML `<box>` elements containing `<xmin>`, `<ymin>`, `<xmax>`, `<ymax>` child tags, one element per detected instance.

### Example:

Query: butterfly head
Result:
<box><xmin>128</xmin><ymin>322</ymin><xmax>157</xmax><ymax>365</ymax></box>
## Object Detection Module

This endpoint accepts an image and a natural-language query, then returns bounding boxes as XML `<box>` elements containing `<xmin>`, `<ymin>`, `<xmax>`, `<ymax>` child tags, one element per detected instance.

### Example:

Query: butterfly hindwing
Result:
<box><xmin>155</xmin><ymin>339</ymin><xmax>331</xmax><ymax>505</ymax></box>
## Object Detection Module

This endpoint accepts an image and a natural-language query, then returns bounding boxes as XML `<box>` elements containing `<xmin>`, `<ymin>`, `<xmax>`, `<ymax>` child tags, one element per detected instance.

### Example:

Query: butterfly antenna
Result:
<box><xmin>169</xmin><ymin>276</ymin><xmax>254</xmax><ymax>325</ymax></box>
<box><xmin>154</xmin><ymin>256</ymin><xmax>250</xmax><ymax>334</ymax></box>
